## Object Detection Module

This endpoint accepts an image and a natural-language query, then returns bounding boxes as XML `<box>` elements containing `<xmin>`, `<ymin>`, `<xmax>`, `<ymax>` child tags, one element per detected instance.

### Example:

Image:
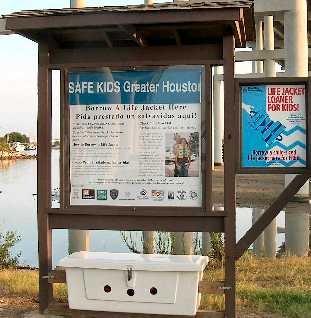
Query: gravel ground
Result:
<box><xmin>0</xmin><ymin>300</ymin><xmax>282</xmax><ymax>318</ymax></box>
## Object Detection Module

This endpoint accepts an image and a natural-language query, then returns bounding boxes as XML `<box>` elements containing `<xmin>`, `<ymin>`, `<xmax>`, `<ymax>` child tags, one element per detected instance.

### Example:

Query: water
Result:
<box><xmin>0</xmin><ymin>150</ymin><xmax>285</xmax><ymax>267</ymax></box>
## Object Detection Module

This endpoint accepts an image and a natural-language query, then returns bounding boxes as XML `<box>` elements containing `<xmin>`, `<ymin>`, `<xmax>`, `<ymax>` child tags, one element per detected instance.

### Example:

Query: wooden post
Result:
<box><xmin>37</xmin><ymin>43</ymin><xmax>53</xmax><ymax>312</ymax></box>
<box><xmin>223</xmin><ymin>35</ymin><xmax>236</xmax><ymax>318</ymax></box>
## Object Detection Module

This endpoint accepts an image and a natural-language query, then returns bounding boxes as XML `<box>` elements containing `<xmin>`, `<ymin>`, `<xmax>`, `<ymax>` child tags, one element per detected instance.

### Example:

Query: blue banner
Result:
<box><xmin>68</xmin><ymin>67</ymin><xmax>202</xmax><ymax>105</ymax></box>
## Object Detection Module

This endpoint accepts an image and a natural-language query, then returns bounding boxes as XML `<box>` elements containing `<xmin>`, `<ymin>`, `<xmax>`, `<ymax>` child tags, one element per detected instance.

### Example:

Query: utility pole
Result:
<box><xmin>68</xmin><ymin>0</ymin><xmax>90</xmax><ymax>254</ymax></box>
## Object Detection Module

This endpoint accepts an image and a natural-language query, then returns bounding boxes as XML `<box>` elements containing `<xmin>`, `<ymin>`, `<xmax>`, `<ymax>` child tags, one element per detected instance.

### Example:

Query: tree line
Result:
<box><xmin>0</xmin><ymin>132</ymin><xmax>30</xmax><ymax>155</ymax></box>
<box><xmin>0</xmin><ymin>132</ymin><xmax>30</xmax><ymax>144</ymax></box>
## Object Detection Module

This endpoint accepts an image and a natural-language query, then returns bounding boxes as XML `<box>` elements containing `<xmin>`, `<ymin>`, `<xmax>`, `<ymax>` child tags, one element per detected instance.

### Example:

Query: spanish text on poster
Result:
<box><xmin>68</xmin><ymin>67</ymin><xmax>203</xmax><ymax>206</ymax></box>
<box><xmin>241</xmin><ymin>84</ymin><xmax>307</xmax><ymax>168</ymax></box>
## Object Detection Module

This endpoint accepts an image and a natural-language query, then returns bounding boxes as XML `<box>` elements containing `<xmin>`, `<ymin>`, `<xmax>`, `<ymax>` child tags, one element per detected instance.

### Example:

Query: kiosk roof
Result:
<box><xmin>2</xmin><ymin>0</ymin><xmax>254</xmax><ymax>48</ymax></box>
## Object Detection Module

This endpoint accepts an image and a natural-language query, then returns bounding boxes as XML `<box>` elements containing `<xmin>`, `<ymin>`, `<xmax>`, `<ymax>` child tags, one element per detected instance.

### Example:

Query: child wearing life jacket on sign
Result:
<box><xmin>175</xmin><ymin>138</ymin><xmax>192</xmax><ymax>177</ymax></box>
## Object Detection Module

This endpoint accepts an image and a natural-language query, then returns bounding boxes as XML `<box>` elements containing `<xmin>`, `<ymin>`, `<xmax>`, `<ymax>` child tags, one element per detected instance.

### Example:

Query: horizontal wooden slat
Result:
<box><xmin>47</xmin><ymin>302</ymin><xmax>224</xmax><ymax>318</ymax></box>
<box><xmin>49</xmin><ymin>206</ymin><xmax>227</xmax><ymax>217</ymax></box>
<box><xmin>48</xmin><ymin>269</ymin><xmax>66</xmax><ymax>283</ymax></box>
<box><xmin>50</xmin><ymin>45</ymin><xmax>223</xmax><ymax>67</ymax></box>
<box><xmin>198</xmin><ymin>281</ymin><xmax>224</xmax><ymax>295</ymax></box>
<box><xmin>49</xmin><ymin>213</ymin><xmax>225</xmax><ymax>232</ymax></box>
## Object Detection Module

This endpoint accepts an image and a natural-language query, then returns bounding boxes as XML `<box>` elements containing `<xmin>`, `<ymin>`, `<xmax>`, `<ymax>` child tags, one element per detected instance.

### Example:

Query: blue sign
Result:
<box><xmin>241</xmin><ymin>84</ymin><xmax>307</xmax><ymax>168</ymax></box>
<box><xmin>68</xmin><ymin>67</ymin><xmax>202</xmax><ymax>105</ymax></box>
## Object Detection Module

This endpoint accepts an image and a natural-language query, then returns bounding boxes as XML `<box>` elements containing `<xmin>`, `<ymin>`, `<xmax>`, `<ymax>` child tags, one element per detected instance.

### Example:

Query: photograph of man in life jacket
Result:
<box><xmin>165</xmin><ymin>132</ymin><xmax>199</xmax><ymax>177</ymax></box>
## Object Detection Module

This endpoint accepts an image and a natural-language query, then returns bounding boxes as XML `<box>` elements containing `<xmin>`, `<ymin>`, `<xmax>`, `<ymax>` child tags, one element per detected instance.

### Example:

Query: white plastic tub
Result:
<box><xmin>59</xmin><ymin>252</ymin><xmax>208</xmax><ymax>316</ymax></box>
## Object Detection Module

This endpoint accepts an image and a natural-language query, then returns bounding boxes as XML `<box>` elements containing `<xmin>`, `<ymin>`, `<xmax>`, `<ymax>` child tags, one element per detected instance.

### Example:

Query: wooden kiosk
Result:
<box><xmin>3</xmin><ymin>1</ymin><xmax>257</xmax><ymax>317</ymax></box>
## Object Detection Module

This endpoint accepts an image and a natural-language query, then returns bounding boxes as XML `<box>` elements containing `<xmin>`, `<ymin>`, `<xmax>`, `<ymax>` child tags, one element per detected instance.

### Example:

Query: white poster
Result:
<box><xmin>68</xmin><ymin>68</ymin><xmax>203</xmax><ymax>206</ymax></box>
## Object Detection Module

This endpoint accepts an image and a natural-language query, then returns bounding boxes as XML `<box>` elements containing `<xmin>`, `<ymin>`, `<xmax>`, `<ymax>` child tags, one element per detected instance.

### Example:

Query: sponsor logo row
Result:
<box><xmin>81</xmin><ymin>189</ymin><xmax>199</xmax><ymax>201</ymax></box>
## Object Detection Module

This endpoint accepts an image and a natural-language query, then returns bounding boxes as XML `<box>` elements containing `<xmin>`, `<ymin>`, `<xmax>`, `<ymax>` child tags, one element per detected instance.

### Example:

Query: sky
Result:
<box><xmin>0</xmin><ymin>1</ymin><xmax>166</xmax><ymax>139</ymax></box>
<box><xmin>0</xmin><ymin>0</ymin><xmax>251</xmax><ymax>139</ymax></box>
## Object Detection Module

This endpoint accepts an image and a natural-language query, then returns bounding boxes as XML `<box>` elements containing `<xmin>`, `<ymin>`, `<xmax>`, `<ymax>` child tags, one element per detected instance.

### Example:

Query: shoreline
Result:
<box><xmin>0</xmin><ymin>155</ymin><xmax>307</xmax><ymax>208</ymax></box>
<box><xmin>0</xmin><ymin>151</ymin><xmax>36</xmax><ymax>160</ymax></box>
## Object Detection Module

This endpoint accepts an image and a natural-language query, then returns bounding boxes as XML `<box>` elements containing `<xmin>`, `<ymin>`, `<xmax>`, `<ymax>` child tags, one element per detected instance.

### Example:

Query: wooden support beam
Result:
<box><xmin>173</xmin><ymin>29</ymin><xmax>182</xmax><ymax>46</ymax></box>
<box><xmin>223</xmin><ymin>35</ymin><xmax>236</xmax><ymax>318</ymax></box>
<box><xmin>235</xmin><ymin>173</ymin><xmax>311</xmax><ymax>259</ymax></box>
<box><xmin>239</xmin><ymin>14</ymin><xmax>247</xmax><ymax>45</ymax></box>
<box><xmin>118</xmin><ymin>25</ymin><xmax>145</xmax><ymax>47</ymax></box>
<box><xmin>137</xmin><ymin>23</ymin><xmax>229</xmax><ymax>32</ymax></box>
<box><xmin>103</xmin><ymin>31</ymin><xmax>113</xmax><ymax>48</ymax></box>
<box><xmin>198</xmin><ymin>281</ymin><xmax>224</xmax><ymax>295</ymax></box>
<box><xmin>37</xmin><ymin>43</ymin><xmax>53</xmax><ymax>313</ymax></box>
<box><xmin>232</xmin><ymin>21</ymin><xmax>242</xmax><ymax>48</ymax></box>
<box><xmin>50</xmin><ymin>45</ymin><xmax>222</xmax><ymax>67</ymax></box>
<box><xmin>133</xmin><ymin>32</ymin><xmax>146</xmax><ymax>47</ymax></box>
<box><xmin>48</xmin><ymin>270</ymin><xmax>66</xmax><ymax>284</ymax></box>
<box><xmin>49</xmin><ymin>213</ymin><xmax>225</xmax><ymax>232</ymax></box>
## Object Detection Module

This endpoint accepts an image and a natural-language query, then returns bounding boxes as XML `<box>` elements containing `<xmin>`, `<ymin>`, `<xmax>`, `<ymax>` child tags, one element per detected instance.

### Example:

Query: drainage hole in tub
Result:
<box><xmin>150</xmin><ymin>287</ymin><xmax>158</xmax><ymax>295</ymax></box>
<box><xmin>127</xmin><ymin>289</ymin><xmax>135</xmax><ymax>296</ymax></box>
<box><xmin>104</xmin><ymin>285</ymin><xmax>112</xmax><ymax>293</ymax></box>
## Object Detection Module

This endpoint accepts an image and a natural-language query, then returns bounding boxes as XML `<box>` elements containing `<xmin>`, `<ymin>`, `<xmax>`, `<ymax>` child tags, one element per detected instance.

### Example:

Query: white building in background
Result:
<box><xmin>12</xmin><ymin>142</ymin><xmax>25</xmax><ymax>152</ymax></box>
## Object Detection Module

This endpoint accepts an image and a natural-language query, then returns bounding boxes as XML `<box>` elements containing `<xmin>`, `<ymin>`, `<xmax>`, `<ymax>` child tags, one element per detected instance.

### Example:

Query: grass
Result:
<box><xmin>0</xmin><ymin>255</ymin><xmax>310</xmax><ymax>317</ymax></box>
<box><xmin>201</xmin><ymin>254</ymin><xmax>311</xmax><ymax>318</ymax></box>
<box><xmin>0</xmin><ymin>269</ymin><xmax>66</xmax><ymax>303</ymax></box>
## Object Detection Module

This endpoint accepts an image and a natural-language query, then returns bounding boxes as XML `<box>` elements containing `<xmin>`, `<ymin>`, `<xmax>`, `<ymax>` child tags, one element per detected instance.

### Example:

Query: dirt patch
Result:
<box><xmin>0</xmin><ymin>296</ymin><xmax>283</xmax><ymax>318</ymax></box>
<box><xmin>0</xmin><ymin>296</ymin><xmax>284</xmax><ymax>318</ymax></box>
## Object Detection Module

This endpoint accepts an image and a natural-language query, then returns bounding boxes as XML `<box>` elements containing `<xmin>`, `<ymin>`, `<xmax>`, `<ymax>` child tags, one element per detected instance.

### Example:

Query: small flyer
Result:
<box><xmin>241</xmin><ymin>84</ymin><xmax>307</xmax><ymax>168</ymax></box>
